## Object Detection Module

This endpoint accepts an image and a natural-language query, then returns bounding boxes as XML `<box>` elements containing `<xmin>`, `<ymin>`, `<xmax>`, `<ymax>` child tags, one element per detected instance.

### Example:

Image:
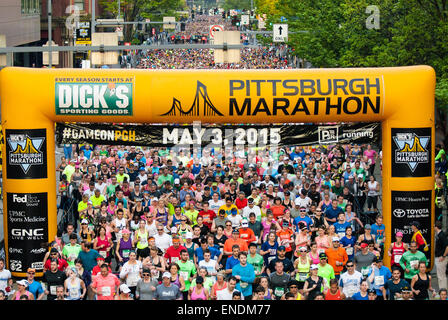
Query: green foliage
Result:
<box><xmin>222</xmin><ymin>0</ymin><xmax>252</xmax><ymax>11</ymax></box>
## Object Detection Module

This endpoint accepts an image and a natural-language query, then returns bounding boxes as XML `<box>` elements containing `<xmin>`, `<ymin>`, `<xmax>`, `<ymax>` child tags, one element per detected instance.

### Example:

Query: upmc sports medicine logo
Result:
<box><xmin>160</xmin><ymin>81</ymin><xmax>223</xmax><ymax>117</ymax></box>
<box><xmin>55</xmin><ymin>81</ymin><xmax>133</xmax><ymax>116</ymax></box>
<box><xmin>391</xmin><ymin>128</ymin><xmax>431</xmax><ymax>177</ymax></box>
<box><xmin>6</xmin><ymin>129</ymin><xmax>47</xmax><ymax>179</ymax></box>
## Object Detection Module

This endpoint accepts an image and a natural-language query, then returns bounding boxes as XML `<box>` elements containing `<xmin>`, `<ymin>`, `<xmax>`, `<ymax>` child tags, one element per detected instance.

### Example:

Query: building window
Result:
<box><xmin>74</xmin><ymin>0</ymin><xmax>85</xmax><ymax>11</ymax></box>
<box><xmin>21</xmin><ymin>0</ymin><xmax>40</xmax><ymax>15</ymax></box>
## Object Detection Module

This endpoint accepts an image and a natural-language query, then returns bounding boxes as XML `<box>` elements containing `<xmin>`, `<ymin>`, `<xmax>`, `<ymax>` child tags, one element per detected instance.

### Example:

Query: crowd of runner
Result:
<box><xmin>0</xmin><ymin>139</ymin><xmax>444</xmax><ymax>301</ymax></box>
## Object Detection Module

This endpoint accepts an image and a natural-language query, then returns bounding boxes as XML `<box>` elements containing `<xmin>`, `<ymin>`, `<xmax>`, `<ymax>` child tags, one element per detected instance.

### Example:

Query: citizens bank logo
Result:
<box><xmin>7</xmin><ymin>134</ymin><xmax>45</xmax><ymax>174</ymax></box>
<box><xmin>393</xmin><ymin>133</ymin><xmax>430</xmax><ymax>172</ymax></box>
<box><xmin>160</xmin><ymin>81</ymin><xmax>224</xmax><ymax>117</ymax></box>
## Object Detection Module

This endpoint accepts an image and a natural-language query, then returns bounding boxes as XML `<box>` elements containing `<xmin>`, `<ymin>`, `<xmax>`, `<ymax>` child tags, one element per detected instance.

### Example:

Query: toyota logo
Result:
<box><xmin>393</xmin><ymin>209</ymin><xmax>406</xmax><ymax>218</ymax></box>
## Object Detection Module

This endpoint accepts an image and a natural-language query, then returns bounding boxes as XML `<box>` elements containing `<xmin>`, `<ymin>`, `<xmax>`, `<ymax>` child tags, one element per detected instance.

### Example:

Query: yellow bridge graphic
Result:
<box><xmin>11</xmin><ymin>138</ymin><xmax>39</xmax><ymax>154</ymax></box>
<box><xmin>399</xmin><ymin>136</ymin><xmax>425</xmax><ymax>152</ymax></box>
<box><xmin>161</xmin><ymin>81</ymin><xmax>224</xmax><ymax>117</ymax></box>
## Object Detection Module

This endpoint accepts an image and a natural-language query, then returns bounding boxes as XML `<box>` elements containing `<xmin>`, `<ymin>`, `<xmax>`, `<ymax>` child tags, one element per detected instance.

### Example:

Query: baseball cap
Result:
<box><xmin>120</xmin><ymin>284</ymin><xmax>131</xmax><ymax>294</ymax></box>
<box><xmin>50</xmin><ymin>247</ymin><xmax>58</xmax><ymax>253</ymax></box>
<box><xmin>248</xmin><ymin>198</ymin><xmax>254</xmax><ymax>204</ymax></box>
<box><xmin>152</xmin><ymin>197</ymin><xmax>159</xmax><ymax>202</ymax></box>
<box><xmin>121</xmin><ymin>229</ymin><xmax>131</xmax><ymax>234</ymax></box>
<box><xmin>185</xmin><ymin>232</ymin><xmax>193</xmax><ymax>239</ymax></box>
<box><xmin>174</xmin><ymin>178</ymin><xmax>180</xmax><ymax>184</ymax></box>
<box><xmin>401</xmin><ymin>286</ymin><xmax>411</xmax><ymax>293</ymax></box>
<box><xmin>367</xmin><ymin>289</ymin><xmax>376</xmax><ymax>295</ymax></box>
<box><xmin>310</xmin><ymin>264</ymin><xmax>319</xmax><ymax>270</ymax></box>
<box><xmin>241</xmin><ymin>220</ymin><xmax>249</xmax><ymax>227</ymax></box>
<box><xmin>332</xmin><ymin>236</ymin><xmax>340</xmax><ymax>242</ymax></box>
<box><xmin>373</xmin><ymin>257</ymin><xmax>382</xmax><ymax>263</ymax></box>
<box><xmin>162</xmin><ymin>272</ymin><xmax>171</xmax><ymax>279</ymax></box>
<box><xmin>278</xmin><ymin>246</ymin><xmax>286</xmax><ymax>251</ymax></box>
<box><xmin>364</xmin><ymin>224</ymin><xmax>371</xmax><ymax>229</ymax></box>
<box><xmin>319</xmin><ymin>252</ymin><xmax>327</xmax><ymax>259</ymax></box>
<box><xmin>16</xmin><ymin>280</ymin><xmax>29</xmax><ymax>287</ymax></box>
<box><xmin>232</xmin><ymin>228</ymin><xmax>240</xmax><ymax>234</ymax></box>
<box><xmin>96</xmin><ymin>256</ymin><xmax>105</xmax><ymax>261</ymax></box>
<box><xmin>81</xmin><ymin>219</ymin><xmax>88</xmax><ymax>225</ymax></box>
<box><xmin>396</xmin><ymin>231</ymin><xmax>403</xmax><ymax>237</ymax></box>
<box><xmin>360</xmin><ymin>242</ymin><xmax>368</xmax><ymax>249</ymax></box>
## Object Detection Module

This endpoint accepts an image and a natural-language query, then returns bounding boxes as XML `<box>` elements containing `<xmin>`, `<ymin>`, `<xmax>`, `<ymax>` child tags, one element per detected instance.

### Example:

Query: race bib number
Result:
<box><xmin>318</xmin><ymin>249</ymin><xmax>325</xmax><ymax>255</ymax></box>
<box><xmin>394</xmin><ymin>255</ymin><xmax>402</xmax><ymax>264</ymax></box>
<box><xmin>179</xmin><ymin>271</ymin><xmax>189</xmax><ymax>281</ymax></box>
<box><xmin>268</xmin><ymin>256</ymin><xmax>275</xmax><ymax>264</ymax></box>
<box><xmin>298</xmin><ymin>273</ymin><xmax>308</xmax><ymax>282</ymax></box>
<box><xmin>102</xmin><ymin>286</ymin><xmax>111</xmax><ymax>297</ymax></box>
<box><xmin>116</xmin><ymin>232</ymin><xmax>122</xmax><ymax>241</ymax></box>
<box><xmin>50</xmin><ymin>286</ymin><xmax>57</xmax><ymax>295</ymax></box>
<box><xmin>410</xmin><ymin>260</ymin><xmax>418</xmax><ymax>269</ymax></box>
<box><xmin>100</xmin><ymin>250</ymin><xmax>107</xmax><ymax>258</ymax></box>
<box><xmin>140</xmin><ymin>238</ymin><xmax>148</xmax><ymax>246</ymax></box>
<box><xmin>69</xmin><ymin>288</ymin><xmax>78</xmax><ymax>298</ymax></box>
<box><xmin>374</xmin><ymin>276</ymin><xmax>384</xmax><ymax>286</ymax></box>
<box><xmin>171</xmin><ymin>257</ymin><xmax>179</xmax><ymax>263</ymax></box>
<box><xmin>346</xmin><ymin>247</ymin><xmax>353</xmax><ymax>256</ymax></box>
<box><xmin>338</xmin><ymin>232</ymin><xmax>345</xmax><ymax>239</ymax></box>
<box><xmin>346</xmin><ymin>286</ymin><xmax>357</xmax><ymax>297</ymax></box>
<box><xmin>122</xmin><ymin>250</ymin><xmax>130</xmax><ymax>258</ymax></box>
<box><xmin>240</xmin><ymin>281</ymin><xmax>248</xmax><ymax>289</ymax></box>
<box><xmin>274</xmin><ymin>287</ymin><xmax>285</xmax><ymax>297</ymax></box>
<box><xmin>69</xmin><ymin>253</ymin><xmax>77</xmax><ymax>261</ymax></box>
<box><xmin>361</xmin><ymin>267</ymin><xmax>369</xmax><ymax>277</ymax></box>
<box><xmin>128</xmin><ymin>274</ymin><xmax>139</xmax><ymax>287</ymax></box>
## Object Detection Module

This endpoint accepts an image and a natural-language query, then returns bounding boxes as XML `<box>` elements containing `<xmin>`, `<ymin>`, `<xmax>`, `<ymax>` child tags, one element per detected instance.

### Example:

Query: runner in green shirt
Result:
<box><xmin>317</xmin><ymin>253</ymin><xmax>335</xmax><ymax>284</ymax></box>
<box><xmin>62</xmin><ymin>234</ymin><xmax>82</xmax><ymax>267</ymax></box>
<box><xmin>176</xmin><ymin>249</ymin><xmax>197</xmax><ymax>296</ymax></box>
<box><xmin>399</xmin><ymin>241</ymin><xmax>428</xmax><ymax>282</ymax></box>
<box><xmin>247</xmin><ymin>243</ymin><xmax>264</xmax><ymax>276</ymax></box>
<box><xmin>106</xmin><ymin>176</ymin><xmax>119</xmax><ymax>198</ymax></box>
<box><xmin>89</xmin><ymin>189</ymin><xmax>105</xmax><ymax>209</ymax></box>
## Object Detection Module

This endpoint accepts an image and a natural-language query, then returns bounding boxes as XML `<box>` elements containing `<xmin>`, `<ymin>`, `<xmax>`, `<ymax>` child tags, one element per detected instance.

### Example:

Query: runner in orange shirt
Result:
<box><xmin>238</xmin><ymin>219</ymin><xmax>256</xmax><ymax>245</ymax></box>
<box><xmin>224</xmin><ymin>229</ymin><xmax>249</xmax><ymax>256</ymax></box>
<box><xmin>276</xmin><ymin>221</ymin><xmax>295</xmax><ymax>260</ymax></box>
<box><xmin>325</xmin><ymin>237</ymin><xmax>348</xmax><ymax>279</ymax></box>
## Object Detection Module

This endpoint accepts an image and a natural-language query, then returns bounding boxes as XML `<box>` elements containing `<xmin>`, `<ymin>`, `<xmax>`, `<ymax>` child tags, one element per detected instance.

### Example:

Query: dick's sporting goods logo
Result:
<box><xmin>392</xmin><ymin>128</ymin><xmax>431</xmax><ymax>177</ymax></box>
<box><xmin>55</xmin><ymin>80</ymin><xmax>133</xmax><ymax>115</ymax></box>
<box><xmin>6</xmin><ymin>129</ymin><xmax>47</xmax><ymax>179</ymax></box>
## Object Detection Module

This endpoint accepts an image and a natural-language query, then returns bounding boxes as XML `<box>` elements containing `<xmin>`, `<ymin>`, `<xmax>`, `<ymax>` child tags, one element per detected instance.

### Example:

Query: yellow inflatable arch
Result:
<box><xmin>0</xmin><ymin>66</ymin><xmax>435</xmax><ymax>277</ymax></box>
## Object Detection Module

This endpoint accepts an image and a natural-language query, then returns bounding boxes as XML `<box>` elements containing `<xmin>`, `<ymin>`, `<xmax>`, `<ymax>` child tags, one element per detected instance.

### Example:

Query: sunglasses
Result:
<box><xmin>157</xmin><ymin>229</ymin><xmax>164</xmax><ymax>231</ymax></box>
<box><xmin>347</xmin><ymin>265</ymin><xmax>354</xmax><ymax>267</ymax></box>
<box><xmin>28</xmin><ymin>272</ymin><xmax>35</xmax><ymax>275</ymax></box>
<box><xmin>143</xmin><ymin>273</ymin><xmax>150</xmax><ymax>276</ymax></box>
<box><xmin>289</xmin><ymin>286</ymin><xmax>298</xmax><ymax>288</ymax></box>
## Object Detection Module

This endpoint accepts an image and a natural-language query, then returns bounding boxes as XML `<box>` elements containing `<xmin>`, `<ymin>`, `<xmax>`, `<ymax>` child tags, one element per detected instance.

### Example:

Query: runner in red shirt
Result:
<box><xmin>235</xmin><ymin>192</ymin><xmax>248</xmax><ymax>210</ymax></box>
<box><xmin>198</xmin><ymin>202</ymin><xmax>216</xmax><ymax>229</ymax></box>
<box><xmin>43</xmin><ymin>248</ymin><xmax>69</xmax><ymax>272</ymax></box>
<box><xmin>164</xmin><ymin>236</ymin><xmax>187</xmax><ymax>264</ymax></box>
<box><xmin>324</xmin><ymin>279</ymin><xmax>346</xmax><ymax>300</ymax></box>
<box><xmin>92</xmin><ymin>256</ymin><xmax>112</xmax><ymax>276</ymax></box>
<box><xmin>238</xmin><ymin>219</ymin><xmax>256</xmax><ymax>245</ymax></box>
<box><xmin>388</xmin><ymin>231</ymin><xmax>408</xmax><ymax>272</ymax></box>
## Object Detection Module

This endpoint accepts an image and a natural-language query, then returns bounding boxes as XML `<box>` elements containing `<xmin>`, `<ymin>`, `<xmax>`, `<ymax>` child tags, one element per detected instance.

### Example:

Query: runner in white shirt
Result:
<box><xmin>209</xmin><ymin>194</ymin><xmax>225</xmax><ymax>214</ymax></box>
<box><xmin>0</xmin><ymin>259</ymin><xmax>12</xmax><ymax>297</ymax></box>
<box><xmin>216</xmin><ymin>277</ymin><xmax>243</xmax><ymax>300</ymax></box>
<box><xmin>242</xmin><ymin>199</ymin><xmax>262</xmax><ymax>221</ymax></box>
<box><xmin>294</xmin><ymin>189</ymin><xmax>312</xmax><ymax>209</ymax></box>
<box><xmin>339</xmin><ymin>261</ymin><xmax>363</xmax><ymax>298</ymax></box>
<box><xmin>154</xmin><ymin>227</ymin><xmax>173</xmax><ymax>253</ymax></box>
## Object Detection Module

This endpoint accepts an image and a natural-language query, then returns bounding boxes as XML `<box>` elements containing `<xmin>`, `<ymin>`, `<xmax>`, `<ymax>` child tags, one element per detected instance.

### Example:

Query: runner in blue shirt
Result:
<box><xmin>333</xmin><ymin>213</ymin><xmax>352</xmax><ymax>239</ymax></box>
<box><xmin>366</xmin><ymin>257</ymin><xmax>391</xmax><ymax>299</ymax></box>
<box><xmin>340</xmin><ymin>226</ymin><xmax>357</xmax><ymax>261</ymax></box>
<box><xmin>324</xmin><ymin>200</ymin><xmax>343</xmax><ymax>225</ymax></box>
<box><xmin>293</xmin><ymin>207</ymin><xmax>313</xmax><ymax>231</ymax></box>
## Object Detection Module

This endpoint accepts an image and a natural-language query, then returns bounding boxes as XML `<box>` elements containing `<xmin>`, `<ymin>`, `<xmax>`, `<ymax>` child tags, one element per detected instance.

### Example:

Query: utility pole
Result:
<box><xmin>48</xmin><ymin>0</ymin><xmax>52</xmax><ymax>67</ymax></box>
<box><xmin>118</xmin><ymin>0</ymin><xmax>121</xmax><ymax>19</ymax></box>
<box><xmin>92</xmin><ymin>0</ymin><xmax>96</xmax><ymax>35</ymax></box>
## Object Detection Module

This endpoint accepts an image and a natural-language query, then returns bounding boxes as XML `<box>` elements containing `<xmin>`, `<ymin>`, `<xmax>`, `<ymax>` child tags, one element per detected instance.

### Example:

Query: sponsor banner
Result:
<box><xmin>75</xmin><ymin>21</ymin><xmax>91</xmax><ymax>45</ymax></box>
<box><xmin>55</xmin><ymin>77</ymin><xmax>134</xmax><ymax>116</ymax></box>
<box><xmin>56</xmin><ymin>122</ymin><xmax>381</xmax><ymax>147</ymax></box>
<box><xmin>391</xmin><ymin>190</ymin><xmax>432</xmax><ymax>262</ymax></box>
<box><xmin>7</xmin><ymin>193</ymin><xmax>48</xmax><ymax>272</ymax></box>
<box><xmin>392</xmin><ymin>128</ymin><xmax>431</xmax><ymax>177</ymax></box>
<box><xmin>6</xmin><ymin>129</ymin><xmax>47</xmax><ymax>179</ymax></box>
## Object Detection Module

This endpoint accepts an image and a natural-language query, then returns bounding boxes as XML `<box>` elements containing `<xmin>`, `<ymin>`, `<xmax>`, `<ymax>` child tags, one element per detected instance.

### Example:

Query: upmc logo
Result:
<box><xmin>318</xmin><ymin>126</ymin><xmax>339</xmax><ymax>145</ymax></box>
